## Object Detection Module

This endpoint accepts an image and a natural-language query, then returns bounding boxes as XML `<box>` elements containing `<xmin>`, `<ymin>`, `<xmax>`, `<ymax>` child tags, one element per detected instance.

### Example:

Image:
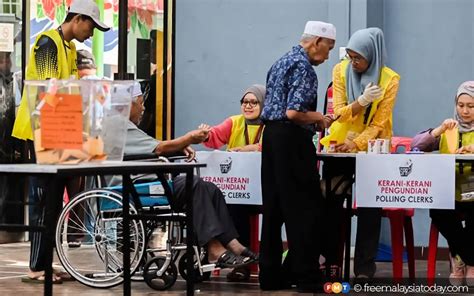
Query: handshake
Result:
<box><xmin>315</xmin><ymin>114</ymin><xmax>338</xmax><ymax>131</ymax></box>
<box><xmin>357</xmin><ymin>82</ymin><xmax>382</xmax><ymax>107</ymax></box>
<box><xmin>185</xmin><ymin>124</ymin><xmax>211</xmax><ymax>144</ymax></box>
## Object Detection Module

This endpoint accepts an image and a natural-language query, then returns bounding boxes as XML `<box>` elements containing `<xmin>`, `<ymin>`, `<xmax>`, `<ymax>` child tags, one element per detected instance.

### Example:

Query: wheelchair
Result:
<box><xmin>54</xmin><ymin>156</ymin><xmax>216</xmax><ymax>290</ymax></box>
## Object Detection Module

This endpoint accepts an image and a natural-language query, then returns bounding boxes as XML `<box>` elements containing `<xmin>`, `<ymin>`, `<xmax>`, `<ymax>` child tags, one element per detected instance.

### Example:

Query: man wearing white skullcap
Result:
<box><xmin>259</xmin><ymin>21</ymin><xmax>336</xmax><ymax>292</ymax></box>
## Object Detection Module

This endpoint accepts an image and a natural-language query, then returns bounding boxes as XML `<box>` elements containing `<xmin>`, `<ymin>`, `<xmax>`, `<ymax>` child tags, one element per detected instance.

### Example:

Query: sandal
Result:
<box><xmin>21</xmin><ymin>274</ymin><xmax>63</xmax><ymax>284</ymax></box>
<box><xmin>53</xmin><ymin>270</ymin><xmax>75</xmax><ymax>282</ymax></box>
<box><xmin>226</xmin><ymin>266</ymin><xmax>251</xmax><ymax>282</ymax></box>
<box><xmin>241</xmin><ymin>248</ymin><xmax>259</xmax><ymax>261</ymax></box>
<box><xmin>215</xmin><ymin>250</ymin><xmax>255</xmax><ymax>268</ymax></box>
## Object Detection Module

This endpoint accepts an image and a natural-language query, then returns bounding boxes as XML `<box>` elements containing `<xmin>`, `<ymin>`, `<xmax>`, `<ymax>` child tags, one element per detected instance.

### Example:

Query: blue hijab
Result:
<box><xmin>345</xmin><ymin>27</ymin><xmax>387</xmax><ymax>101</ymax></box>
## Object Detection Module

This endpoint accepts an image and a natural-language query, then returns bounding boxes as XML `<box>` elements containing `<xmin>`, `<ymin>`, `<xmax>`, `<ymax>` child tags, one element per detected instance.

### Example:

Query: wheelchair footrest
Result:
<box><xmin>201</xmin><ymin>264</ymin><xmax>216</xmax><ymax>273</ymax></box>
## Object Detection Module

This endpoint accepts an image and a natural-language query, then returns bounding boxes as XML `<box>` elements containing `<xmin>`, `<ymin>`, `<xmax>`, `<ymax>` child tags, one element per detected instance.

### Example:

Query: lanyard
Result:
<box><xmin>57</xmin><ymin>26</ymin><xmax>69</xmax><ymax>59</ymax></box>
<box><xmin>244</xmin><ymin>123</ymin><xmax>264</xmax><ymax>145</ymax></box>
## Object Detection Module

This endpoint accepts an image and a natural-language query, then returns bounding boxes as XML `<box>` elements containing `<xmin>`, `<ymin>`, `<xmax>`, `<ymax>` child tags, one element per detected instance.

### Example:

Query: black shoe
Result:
<box><xmin>296</xmin><ymin>282</ymin><xmax>325</xmax><ymax>293</ymax></box>
<box><xmin>296</xmin><ymin>273</ymin><xmax>325</xmax><ymax>293</ymax></box>
<box><xmin>259</xmin><ymin>272</ymin><xmax>294</xmax><ymax>290</ymax></box>
<box><xmin>260</xmin><ymin>281</ymin><xmax>293</xmax><ymax>291</ymax></box>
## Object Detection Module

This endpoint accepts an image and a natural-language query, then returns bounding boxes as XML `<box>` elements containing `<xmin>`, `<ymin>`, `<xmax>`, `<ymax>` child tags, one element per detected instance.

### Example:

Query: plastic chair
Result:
<box><xmin>382</xmin><ymin>137</ymin><xmax>416</xmax><ymax>279</ymax></box>
<box><xmin>391</xmin><ymin>136</ymin><xmax>412</xmax><ymax>154</ymax></box>
<box><xmin>381</xmin><ymin>208</ymin><xmax>416</xmax><ymax>279</ymax></box>
<box><xmin>427</xmin><ymin>222</ymin><xmax>439</xmax><ymax>285</ymax></box>
<box><xmin>249</xmin><ymin>215</ymin><xmax>260</xmax><ymax>273</ymax></box>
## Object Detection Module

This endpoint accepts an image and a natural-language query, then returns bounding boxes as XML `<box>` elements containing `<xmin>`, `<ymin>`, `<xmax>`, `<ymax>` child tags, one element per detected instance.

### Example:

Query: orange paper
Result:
<box><xmin>444</xmin><ymin>127</ymin><xmax>458</xmax><ymax>154</ymax></box>
<box><xmin>40</xmin><ymin>94</ymin><xmax>83</xmax><ymax>149</ymax></box>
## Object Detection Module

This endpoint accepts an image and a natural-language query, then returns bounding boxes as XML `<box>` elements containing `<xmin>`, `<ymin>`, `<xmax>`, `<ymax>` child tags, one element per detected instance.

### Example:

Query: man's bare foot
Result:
<box><xmin>27</xmin><ymin>271</ymin><xmax>62</xmax><ymax>282</ymax></box>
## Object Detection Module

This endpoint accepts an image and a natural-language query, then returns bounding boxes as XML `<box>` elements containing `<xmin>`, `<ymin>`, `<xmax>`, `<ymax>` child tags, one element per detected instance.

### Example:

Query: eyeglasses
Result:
<box><xmin>241</xmin><ymin>100</ymin><xmax>259</xmax><ymax>108</ymax></box>
<box><xmin>345</xmin><ymin>53</ymin><xmax>363</xmax><ymax>65</ymax></box>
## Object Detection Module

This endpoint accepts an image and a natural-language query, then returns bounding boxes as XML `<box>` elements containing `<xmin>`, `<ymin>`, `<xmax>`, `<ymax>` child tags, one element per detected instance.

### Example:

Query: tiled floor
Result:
<box><xmin>0</xmin><ymin>242</ymin><xmax>464</xmax><ymax>295</ymax></box>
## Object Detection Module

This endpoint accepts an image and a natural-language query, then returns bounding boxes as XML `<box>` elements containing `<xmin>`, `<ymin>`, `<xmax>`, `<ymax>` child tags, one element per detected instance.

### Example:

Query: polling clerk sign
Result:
<box><xmin>196</xmin><ymin>151</ymin><xmax>262</xmax><ymax>205</ymax></box>
<box><xmin>355</xmin><ymin>154</ymin><xmax>455</xmax><ymax>209</ymax></box>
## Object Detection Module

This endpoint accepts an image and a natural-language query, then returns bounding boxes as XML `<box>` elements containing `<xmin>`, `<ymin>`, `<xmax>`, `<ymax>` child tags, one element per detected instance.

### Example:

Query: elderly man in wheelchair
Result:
<box><xmin>54</xmin><ymin>82</ymin><xmax>258</xmax><ymax>290</ymax></box>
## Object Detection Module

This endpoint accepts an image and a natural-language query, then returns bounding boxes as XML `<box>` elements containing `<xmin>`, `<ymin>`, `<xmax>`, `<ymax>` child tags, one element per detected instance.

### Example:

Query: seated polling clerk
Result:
<box><xmin>198</xmin><ymin>84</ymin><xmax>265</xmax><ymax>282</ymax></box>
<box><xmin>199</xmin><ymin>84</ymin><xmax>266</xmax><ymax>152</ymax></box>
<box><xmin>125</xmin><ymin>82</ymin><xmax>259</xmax><ymax>267</ymax></box>
<box><xmin>411</xmin><ymin>81</ymin><xmax>474</xmax><ymax>286</ymax></box>
<box><xmin>319</xmin><ymin>27</ymin><xmax>400</xmax><ymax>281</ymax></box>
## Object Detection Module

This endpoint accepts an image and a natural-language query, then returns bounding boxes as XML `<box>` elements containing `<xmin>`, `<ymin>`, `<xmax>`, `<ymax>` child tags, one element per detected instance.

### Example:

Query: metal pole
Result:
<box><xmin>170</xmin><ymin>0</ymin><xmax>176</xmax><ymax>139</ymax></box>
<box><xmin>117</xmin><ymin>0</ymin><xmax>128</xmax><ymax>79</ymax></box>
<box><xmin>162</xmin><ymin>0</ymin><xmax>168</xmax><ymax>139</ymax></box>
<box><xmin>21</xmin><ymin>0</ymin><xmax>27</xmax><ymax>87</ymax></box>
<box><xmin>92</xmin><ymin>0</ymin><xmax>105</xmax><ymax>77</ymax></box>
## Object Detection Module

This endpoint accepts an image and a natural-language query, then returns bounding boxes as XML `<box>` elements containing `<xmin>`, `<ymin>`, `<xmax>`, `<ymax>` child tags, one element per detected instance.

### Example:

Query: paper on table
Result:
<box><xmin>444</xmin><ymin>127</ymin><xmax>458</xmax><ymax>154</ymax></box>
<box><xmin>39</xmin><ymin>94</ymin><xmax>83</xmax><ymax>149</ymax></box>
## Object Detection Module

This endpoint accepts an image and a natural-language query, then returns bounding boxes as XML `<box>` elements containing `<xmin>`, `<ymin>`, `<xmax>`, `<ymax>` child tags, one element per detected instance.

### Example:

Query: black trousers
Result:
<box><xmin>354</xmin><ymin>208</ymin><xmax>382</xmax><ymax>277</ymax></box>
<box><xmin>319</xmin><ymin>157</ymin><xmax>382</xmax><ymax>277</ymax></box>
<box><xmin>172</xmin><ymin>175</ymin><xmax>239</xmax><ymax>247</ymax></box>
<box><xmin>259</xmin><ymin>122</ymin><xmax>322</xmax><ymax>288</ymax></box>
<box><xmin>227</xmin><ymin>204</ymin><xmax>261</xmax><ymax>247</ymax></box>
<box><xmin>29</xmin><ymin>177</ymin><xmax>83</xmax><ymax>271</ymax></box>
<box><xmin>430</xmin><ymin>202</ymin><xmax>474</xmax><ymax>265</ymax></box>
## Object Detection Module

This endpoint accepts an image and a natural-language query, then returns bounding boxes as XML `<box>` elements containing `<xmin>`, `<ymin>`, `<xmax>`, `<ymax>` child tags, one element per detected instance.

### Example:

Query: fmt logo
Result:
<box><xmin>323</xmin><ymin>282</ymin><xmax>351</xmax><ymax>294</ymax></box>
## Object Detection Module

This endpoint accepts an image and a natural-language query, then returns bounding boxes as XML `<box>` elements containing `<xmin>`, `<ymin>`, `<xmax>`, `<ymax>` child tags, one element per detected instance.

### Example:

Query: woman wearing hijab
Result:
<box><xmin>319</xmin><ymin>28</ymin><xmax>400</xmax><ymax>280</ymax></box>
<box><xmin>412</xmin><ymin>81</ymin><xmax>474</xmax><ymax>286</ymax></box>
<box><xmin>199</xmin><ymin>84</ymin><xmax>266</xmax><ymax>152</ymax></box>
<box><xmin>198</xmin><ymin>84</ymin><xmax>265</xmax><ymax>282</ymax></box>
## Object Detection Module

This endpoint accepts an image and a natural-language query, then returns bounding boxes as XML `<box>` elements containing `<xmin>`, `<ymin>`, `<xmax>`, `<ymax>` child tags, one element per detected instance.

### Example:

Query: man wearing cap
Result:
<box><xmin>13</xmin><ymin>0</ymin><xmax>110</xmax><ymax>284</ymax></box>
<box><xmin>259</xmin><ymin>21</ymin><xmax>336</xmax><ymax>292</ymax></box>
<box><xmin>13</xmin><ymin>0</ymin><xmax>109</xmax><ymax>141</ymax></box>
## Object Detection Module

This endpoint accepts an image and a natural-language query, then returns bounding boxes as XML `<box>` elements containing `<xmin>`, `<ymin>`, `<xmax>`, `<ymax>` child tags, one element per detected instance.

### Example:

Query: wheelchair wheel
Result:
<box><xmin>143</xmin><ymin>256</ymin><xmax>178</xmax><ymax>290</ymax></box>
<box><xmin>55</xmin><ymin>189</ymin><xmax>146</xmax><ymax>288</ymax></box>
<box><xmin>178</xmin><ymin>250</ymin><xmax>211</xmax><ymax>282</ymax></box>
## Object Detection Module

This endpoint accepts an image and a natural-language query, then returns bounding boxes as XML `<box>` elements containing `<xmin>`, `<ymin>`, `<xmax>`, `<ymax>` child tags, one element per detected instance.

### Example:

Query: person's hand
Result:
<box><xmin>182</xmin><ymin>145</ymin><xmax>196</xmax><ymax>161</ymax></box>
<box><xmin>323</xmin><ymin>114</ymin><xmax>337</xmax><ymax>128</ymax></box>
<box><xmin>198</xmin><ymin>123</ymin><xmax>211</xmax><ymax>131</ymax></box>
<box><xmin>439</xmin><ymin>118</ymin><xmax>458</xmax><ymax>133</ymax></box>
<box><xmin>229</xmin><ymin>144</ymin><xmax>260</xmax><ymax>152</ymax></box>
<box><xmin>357</xmin><ymin>82</ymin><xmax>382</xmax><ymax>107</ymax></box>
<box><xmin>335</xmin><ymin>140</ymin><xmax>357</xmax><ymax>152</ymax></box>
<box><xmin>186</xmin><ymin>128</ymin><xmax>209</xmax><ymax>144</ymax></box>
<box><xmin>430</xmin><ymin>119</ymin><xmax>458</xmax><ymax>137</ymax></box>
<box><xmin>315</xmin><ymin>114</ymin><xmax>336</xmax><ymax>131</ymax></box>
<box><xmin>456</xmin><ymin>144</ymin><xmax>474</xmax><ymax>154</ymax></box>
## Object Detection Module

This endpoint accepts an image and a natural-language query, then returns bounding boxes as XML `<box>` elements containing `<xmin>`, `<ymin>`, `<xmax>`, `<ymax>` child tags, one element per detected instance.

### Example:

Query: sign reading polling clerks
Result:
<box><xmin>196</xmin><ymin>151</ymin><xmax>262</xmax><ymax>205</ymax></box>
<box><xmin>356</xmin><ymin>154</ymin><xmax>455</xmax><ymax>209</ymax></box>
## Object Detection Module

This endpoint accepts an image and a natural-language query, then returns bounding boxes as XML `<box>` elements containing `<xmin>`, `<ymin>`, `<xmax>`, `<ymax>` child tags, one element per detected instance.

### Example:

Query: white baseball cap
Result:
<box><xmin>304</xmin><ymin>21</ymin><xmax>336</xmax><ymax>40</ymax></box>
<box><xmin>68</xmin><ymin>0</ymin><xmax>110</xmax><ymax>32</ymax></box>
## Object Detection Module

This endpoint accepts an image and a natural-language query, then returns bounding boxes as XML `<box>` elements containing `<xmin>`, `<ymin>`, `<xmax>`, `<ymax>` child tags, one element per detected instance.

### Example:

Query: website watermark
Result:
<box><xmin>323</xmin><ymin>282</ymin><xmax>470</xmax><ymax>294</ymax></box>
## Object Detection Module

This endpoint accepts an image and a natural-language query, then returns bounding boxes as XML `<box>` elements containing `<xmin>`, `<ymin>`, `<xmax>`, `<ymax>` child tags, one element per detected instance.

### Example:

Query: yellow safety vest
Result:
<box><xmin>12</xmin><ymin>29</ymin><xmax>78</xmax><ymax>140</ymax></box>
<box><xmin>320</xmin><ymin>60</ymin><xmax>400</xmax><ymax>149</ymax></box>
<box><xmin>227</xmin><ymin>115</ymin><xmax>264</xmax><ymax>150</ymax></box>
<box><xmin>439</xmin><ymin>129</ymin><xmax>474</xmax><ymax>201</ymax></box>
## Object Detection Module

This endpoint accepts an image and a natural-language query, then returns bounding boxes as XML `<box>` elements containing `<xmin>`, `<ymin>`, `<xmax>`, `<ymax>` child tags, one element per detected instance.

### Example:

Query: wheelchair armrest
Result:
<box><xmin>123</xmin><ymin>153</ymin><xmax>159</xmax><ymax>161</ymax></box>
<box><xmin>123</xmin><ymin>154</ymin><xmax>189</xmax><ymax>163</ymax></box>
